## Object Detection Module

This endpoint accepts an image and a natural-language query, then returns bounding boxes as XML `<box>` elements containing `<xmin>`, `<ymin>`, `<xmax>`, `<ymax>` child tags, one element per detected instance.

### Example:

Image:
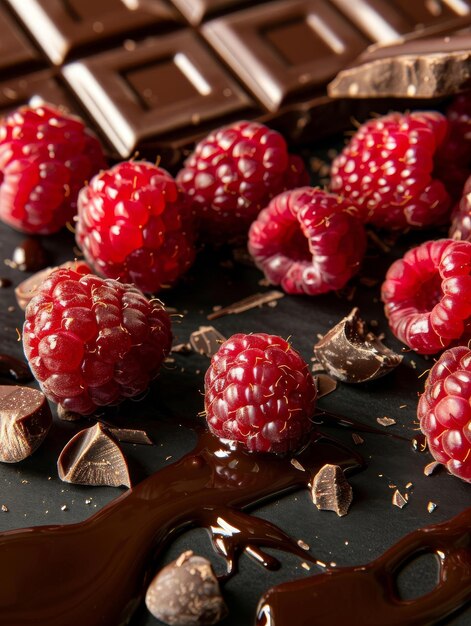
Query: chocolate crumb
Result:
<box><xmin>427</xmin><ymin>501</ymin><xmax>437</xmax><ymax>513</ymax></box>
<box><xmin>145</xmin><ymin>550</ymin><xmax>228</xmax><ymax>626</ymax></box>
<box><xmin>57</xmin><ymin>423</ymin><xmax>131</xmax><ymax>488</ymax></box>
<box><xmin>189</xmin><ymin>326</ymin><xmax>227</xmax><ymax>358</ymax></box>
<box><xmin>61</xmin><ymin>505</ymin><xmax>68</xmax><ymax>511</ymax></box>
<box><xmin>207</xmin><ymin>290</ymin><xmax>284</xmax><ymax>320</ymax></box>
<box><xmin>351</xmin><ymin>433</ymin><xmax>364</xmax><ymax>445</ymax></box>
<box><xmin>424</xmin><ymin>461</ymin><xmax>441</xmax><ymax>476</ymax></box>
<box><xmin>377</xmin><ymin>416</ymin><xmax>396</xmax><ymax>427</ymax></box>
<box><xmin>290</xmin><ymin>458</ymin><xmax>305</xmax><ymax>472</ymax></box>
<box><xmin>1</xmin><ymin>504</ymin><xmax>8</xmax><ymax>512</ymax></box>
<box><xmin>392</xmin><ymin>490</ymin><xmax>407</xmax><ymax>509</ymax></box>
<box><xmin>0</xmin><ymin>385</ymin><xmax>52</xmax><ymax>462</ymax></box>
<box><xmin>311</xmin><ymin>464</ymin><xmax>353</xmax><ymax>516</ymax></box>
<box><xmin>314</xmin><ymin>308</ymin><xmax>402</xmax><ymax>383</ymax></box>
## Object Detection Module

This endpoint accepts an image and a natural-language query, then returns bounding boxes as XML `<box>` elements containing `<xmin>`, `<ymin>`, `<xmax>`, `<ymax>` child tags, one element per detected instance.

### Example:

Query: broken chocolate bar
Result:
<box><xmin>314</xmin><ymin>308</ymin><xmax>403</xmax><ymax>383</ymax></box>
<box><xmin>0</xmin><ymin>385</ymin><xmax>52</xmax><ymax>463</ymax></box>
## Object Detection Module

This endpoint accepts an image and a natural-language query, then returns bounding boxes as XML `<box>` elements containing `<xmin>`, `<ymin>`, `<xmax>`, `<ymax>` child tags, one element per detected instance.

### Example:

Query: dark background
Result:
<box><xmin>0</xmin><ymin>184</ymin><xmax>470</xmax><ymax>625</ymax></box>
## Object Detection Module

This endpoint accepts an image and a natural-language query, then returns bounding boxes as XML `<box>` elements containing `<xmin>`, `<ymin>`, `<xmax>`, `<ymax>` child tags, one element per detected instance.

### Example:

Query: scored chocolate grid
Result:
<box><xmin>1</xmin><ymin>0</ymin><xmax>471</xmax><ymax>161</ymax></box>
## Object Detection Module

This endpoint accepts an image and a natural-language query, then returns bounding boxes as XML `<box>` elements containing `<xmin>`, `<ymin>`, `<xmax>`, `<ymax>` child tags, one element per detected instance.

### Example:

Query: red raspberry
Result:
<box><xmin>176</xmin><ymin>120</ymin><xmax>308</xmax><ymax>243</ymax></box>
<box><xmin>449</xmin><ymin>174</ymin><xmax>471</xmax><ymax>241</ymax></box>
<box><xmin>330</xmin><ymin>111</ymin><xmax>451</xmax><ymax>230</ymax></box>
<box><xmin>23</xmin><ymin>267</ymin><xmax>172</xmax><ymax>415</ymax></box>
<box><xmin>204</xmin><ymin>333</ymin><xmax>317</xmax><ymax>453</ymax></box>
<box><xmin>0</xmin><ymin>103</ymin><xmax>105</xmax><ymax>234</ymax></box>
<box><xmin>248</xmin><ymin>187</ymin><xmax>366</xmax><ymax>295</ymax></box>
<box><xmin>417</xmin><ymin>346</ymin><xmax>471</xmax><ymax>482</ymax></box>
<box><xmin>381</xmin><ymin>239</ymin><xmax>471</xmax><ymax>355</ymax></box>
<box><xmin>76</xmin><ymin>161</ymin><xmax>195</xmax><ymax>294</ymax></box>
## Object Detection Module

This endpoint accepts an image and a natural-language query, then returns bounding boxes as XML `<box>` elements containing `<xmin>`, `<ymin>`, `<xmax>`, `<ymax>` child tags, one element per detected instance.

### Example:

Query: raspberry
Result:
<box><xmin>248</xmin><ymin>187</ymin><xmax>366</xmax><ymax>295</ymax></box>
<box><xmin>176</xmin><ymin>120</ymin><xmax>308</xmax><ymax>243</ymax></box>
<box><xmin>449</xmin><ymin>174</ymin><xmax>471</xmax><ymax>241</ymax></box>
<box><xmin>23</xmin><ymin>267</ymin><xmax>172</xmax><ymax>415</ymax></box>
<box><xmin>330</xmin><ymin>111</ymin><xmax>451</xmax><ymax>230</ymax></box>
<box><xmin>381</xmin><ymin>239</ymin><xmax>471</xmax><ymax>354</ymax></box>
<box><xmin>0</xmin><ymin>103</ymin><xmax>105</xmax><ymax>234</ymax></box>
<box><xmin>204</xmin><ymin>333</ymin><xmax>317</xmax><ymax>453</ymax></box>
<box><xmin>76</xmin><ymin>161</ymin><xmax>195</xmax><ymax>294</ymax></box>
<box><xmin>417</xmin><ymin>346</ymin><xmax>471</xmax><ymax>482</ymax></box>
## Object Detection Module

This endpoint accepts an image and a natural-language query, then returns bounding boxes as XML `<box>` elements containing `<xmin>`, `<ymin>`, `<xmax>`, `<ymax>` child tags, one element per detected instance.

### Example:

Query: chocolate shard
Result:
<box><xmin>0</xmin><ymin>385</ymin><xmax>52</xmax><ymax>463</ymax></box>
<box><xmin>103</xmin><ymin>426</ymin><xmax>153</xmax><ymax>446</ymax></box>
<box><xmin>311</xmin><ymin>464</ymin><xmax>352</xmax><ymax>517</ymax></box>
<box><xmin>329</xmin><ymin>33</ymin><xmax>471</xmax><ymax>99</ymax></box>
<box><xmin>189</xmin><ymin>326</ymin><xmax>227</xmax><ymax>358</ymax></box>
<box><xmin>314</xmin><ymin>308</ymin><xmax>402</xmax><ymax>383</ymax></box>
<box><xmin>57</xmin><ymin>423</ymin><xmax>131</xmax><ymax>488</ymax></box>
<box><xmin>145</xmin><ymin>550</ymin><xmax>228</xmax><ymax>626</ymax></box>
<box><xmin>15</xmin><ymin>260</ymin><xmax>92</xmax><ymax>310</ymax></box>
<box><xmin>315</xmin><ymin>373</ymin><xmax>338</xmax><ymax>399</ymax></box>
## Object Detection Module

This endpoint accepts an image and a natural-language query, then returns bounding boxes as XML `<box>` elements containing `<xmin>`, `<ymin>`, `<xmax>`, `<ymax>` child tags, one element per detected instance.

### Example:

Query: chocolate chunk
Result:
<box><xmin>15</xmin><ymin>260</ymin><xmax>91</xmax><ymax>310</ymax></box>
<box><xmin>0</xmin><ymin>386</ymin><xmax>52</xmax><ymax>463</ymax></box>
<box><xmin>329</xmin><ymin>32</ymin><xmax>471</xmax><ymax>99</ymax></box>
<box><xmin>0</xmin><ymin>355</ymin><xmax>33</xmax><ymax>383</ymax></box>
<box><xmin>189</xmin><ymin>326</ymin><xmax>226</xmax><ymax>358</ymax></box>
<box><xmin>314</xmin><ymin>308</ymin><xmax>403</xmax><ymax>383</ymax></box>
<box><xmin>145</xmin><ymin>550</ymin><xmax>228</xmax><ymax>626</ymax></box>
<box><xmin>57</xmin><ymin>423</ymin><xmax>131</xmax><ymax>488</ymax></box>
<box><xmin>311</xmin><ymin>464</ymin><xmax>352</xmax><ymax>516</ymax></box>
<box><xmin>7</xmin><ymin>239</ymin><xmax>49</xmax><ymax>273</ymax></box>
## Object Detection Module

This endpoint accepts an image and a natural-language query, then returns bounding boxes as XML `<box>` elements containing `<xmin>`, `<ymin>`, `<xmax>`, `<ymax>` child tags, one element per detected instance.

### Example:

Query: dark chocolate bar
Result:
<box><xmin>2</xmin><ymin>0</ymin><xmax>471</xmax><ymax>159</ymax></box>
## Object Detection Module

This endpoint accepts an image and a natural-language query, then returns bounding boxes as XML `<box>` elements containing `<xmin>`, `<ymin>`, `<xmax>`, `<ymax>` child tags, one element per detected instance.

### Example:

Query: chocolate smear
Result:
<box><xmin>207</xmin><ymin>291</ymin><xmax>284</xmax><ymax>320</ymax></box>
<box><xmin>0</xmin><ymin>354</ymin><xmax>33</xmax><ymax>382</ymax></box>
<box><xmin>189</xmin><ymin>326</ymin><xmax>226</xmax><ymax>358</ymax></box>
<box><xmin>311</xmin><ymin>464</ymin><xmax>352</xmax><ymax>517</ymax></box>
<box><xmin>0</xmin><ymin>385</ymin><xmax>52</xmax><ymax>462</ymax></box>
<box><xmin>15</xmin><ymin>260</ymin><xmax>91</xmax><ymax>310</ymax></box>
<box><xmin>145</xmin><ymin>550</ymin><xmax>228</xmax><ymax>626</ymax></box>
<box><xmin>314</xmin><ymin>308</ymin><xmax>402</xmax><ymax>383</ymax></box>
<box><xmin>7</xmin><ymin>238</ymin><xmax>49</xmax><ymax>272</ymax></box>
<box><xmin>57</xmin><ymin>423</ymin><xmax>131</xmax><ymax>488</ymax></box>
<box><xmin>329</xmin><ymin>32</ymin><xmax>471</xmax><ymax>99</ymax></box>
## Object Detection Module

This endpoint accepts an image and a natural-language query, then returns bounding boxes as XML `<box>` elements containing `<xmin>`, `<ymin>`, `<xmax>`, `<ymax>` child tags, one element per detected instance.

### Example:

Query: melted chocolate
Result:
<box><xmin>0</xmin><ymin>429</ymin><xmax>361</xmax><ymax>625</ymax></box>
<box><xmin>256</xmin><ymin>506</ymin><xmax>471</xmax><ymax>626</ymax></box>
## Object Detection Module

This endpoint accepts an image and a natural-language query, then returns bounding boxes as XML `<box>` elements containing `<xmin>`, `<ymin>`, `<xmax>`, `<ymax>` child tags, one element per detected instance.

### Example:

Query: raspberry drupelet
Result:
<box><xmin>23</xmin><ymin>267</ymin><xmax>172</xmax><ymax>415</ymax></box>
<box><xmin>176</xmin><ymin>120</ymin><xmax>308</xmax><ymax>243</ymax></box>
<box><xmin>330</xmin><ymin>111</ymin><xmax>452</xmax><ymax>230</ymax></box>
<box><xmin>248</xmin><ymin>187</ymin><xmax>366</xmax><ymax>295</ymax></box>
<box><xmin>381</xmin><ymin>239</ymin><xmax>471</xmax><ymax>355</ymax></box>
<box><xmin>417</xmin><ymin>346</ymin><xmax>471</xmax><ymax>482</ymax></box>
<box><xmin>76</xmin><ymin>161</ymin><xmax>195</xmax><ymax>294</ymax></box>
<box><xmin>0</xmin><ymin>103</ymin><xmax>105</xmax><ymax>234</ymax></box>
<box><xmin>204</xmin><ymin>333</ymin><xmax>317</xmax><ymax>453</ymax></box>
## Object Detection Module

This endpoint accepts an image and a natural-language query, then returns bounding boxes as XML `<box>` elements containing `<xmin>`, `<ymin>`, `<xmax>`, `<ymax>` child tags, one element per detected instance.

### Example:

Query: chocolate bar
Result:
<box><xmin>1</xmin><ymin>0</ymin><xmax>470</xmax><ymax>161</ymax></box>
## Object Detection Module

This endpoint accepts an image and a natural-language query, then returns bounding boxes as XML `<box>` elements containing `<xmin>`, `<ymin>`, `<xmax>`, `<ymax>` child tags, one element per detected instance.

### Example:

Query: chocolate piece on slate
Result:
<box><xmin>311</xmin><ymin>464</ymin><xmax>352</xmax><ymax>516</ymax></box>
<box><xmin>329</xmin><ymin>32</ymin><xmax>471</xmax><ymax>99</ymax></box>
<box><xmin>189</xmin><ymin>326</ymin><xmax>226</xmax><ymax>358</ymax></box>
<box><xmin>0</xmin><ymin>355</ymin><xmax>32</xmax><ymax>383</ymax></box>
<box><xmin>315</xmin><ymin>374</ymin><xmax>338</xmax><ymax>399</ymax></box>
<box><xmin>8</xmin><ymin>239</ymin><xmax>49</xmax><ymax>273</ymax></box>
<box><xmin>145</xmin><ymin>550</ymin><xmax>228</xmax><ymax>626</ymax></box>
<box><xmin>314</xmin><ymin>308</ymin><xmax>402</xmax><ymax>383</ymax></box>
<box><xmin>57</xmin><ymin>423</ymin><xmax>131</xmax><ymax>488</ymax></box>
<box><xmin>0</xmin><ymin>386</ymin><xmax>52</xmax><ymax>463</ymax></box>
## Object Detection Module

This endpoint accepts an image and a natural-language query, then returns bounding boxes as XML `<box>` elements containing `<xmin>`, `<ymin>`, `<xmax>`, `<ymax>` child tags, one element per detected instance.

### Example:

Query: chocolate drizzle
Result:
<box><xmin>256</xmin><ymin>507</ymin><xmax>471</xmax><ymax>626</ymax></box>
<box><xmin>0</xmin><ymin>428</ymin><xmax>361</xmax><ymax>625</ymax></box>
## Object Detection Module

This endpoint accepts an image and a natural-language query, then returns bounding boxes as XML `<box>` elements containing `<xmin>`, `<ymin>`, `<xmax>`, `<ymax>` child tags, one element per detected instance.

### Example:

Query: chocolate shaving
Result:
<box><xmin>311</xmin><ymin>464</ymin><xmax>353</xmax><ymax>517</ymax></box>
<box><xmin>207</xmin><ymin>291</ymin><xmax>284</xmax><ymax>320</ymax></box>
<box><xmin>392</xmin><ymin>490</ymin><xmax>407</xmax><ymax>509</ymax></box>
<box><xmin>57</xmin><ymin>423</ymin><xmax>131</xmax><ymax>488</ymax></box>
<box><xmin>377</xmin><ymin>416</ymin><xmax>396</xmax><ymax>427</ymax></box>
<box><xmin>0</xmin><ymin>385</ymin><xmax>52</xmax><ymax>463</ymax></box>
<box><xmin>145</xmin><ymin>550</ymin><xmax>228</xmax><ymax>626</ymax></box>
<box><xmin>315</xmin><ymin>374</ymin><xmax>338</xmax><ymax>399</ymax></box>
<box><xmin>189</xmin><ymin>326</ymin><xmax>227</xmax><ymax>358</ymax></box>
<box><xmin>424</xmin><ymin>461</ymin><xmax>441</xmax><ymax>476</ymax></box>
<box><xmin>314</xmin><ymin>308</ymin><xmax>403</xmax><ymax>383</ymax></box>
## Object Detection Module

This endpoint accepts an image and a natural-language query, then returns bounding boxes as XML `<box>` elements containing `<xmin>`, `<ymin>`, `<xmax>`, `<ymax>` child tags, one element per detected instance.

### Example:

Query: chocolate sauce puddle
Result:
<box><xmin>256</xmin><ymin>506</ymin><xmax>471</xmax><ymax>626</ymax></box>
<box><xmin>0</xmin><ymin>429</ymin><xmax>362</xmax><ymax>626</ymax></box>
